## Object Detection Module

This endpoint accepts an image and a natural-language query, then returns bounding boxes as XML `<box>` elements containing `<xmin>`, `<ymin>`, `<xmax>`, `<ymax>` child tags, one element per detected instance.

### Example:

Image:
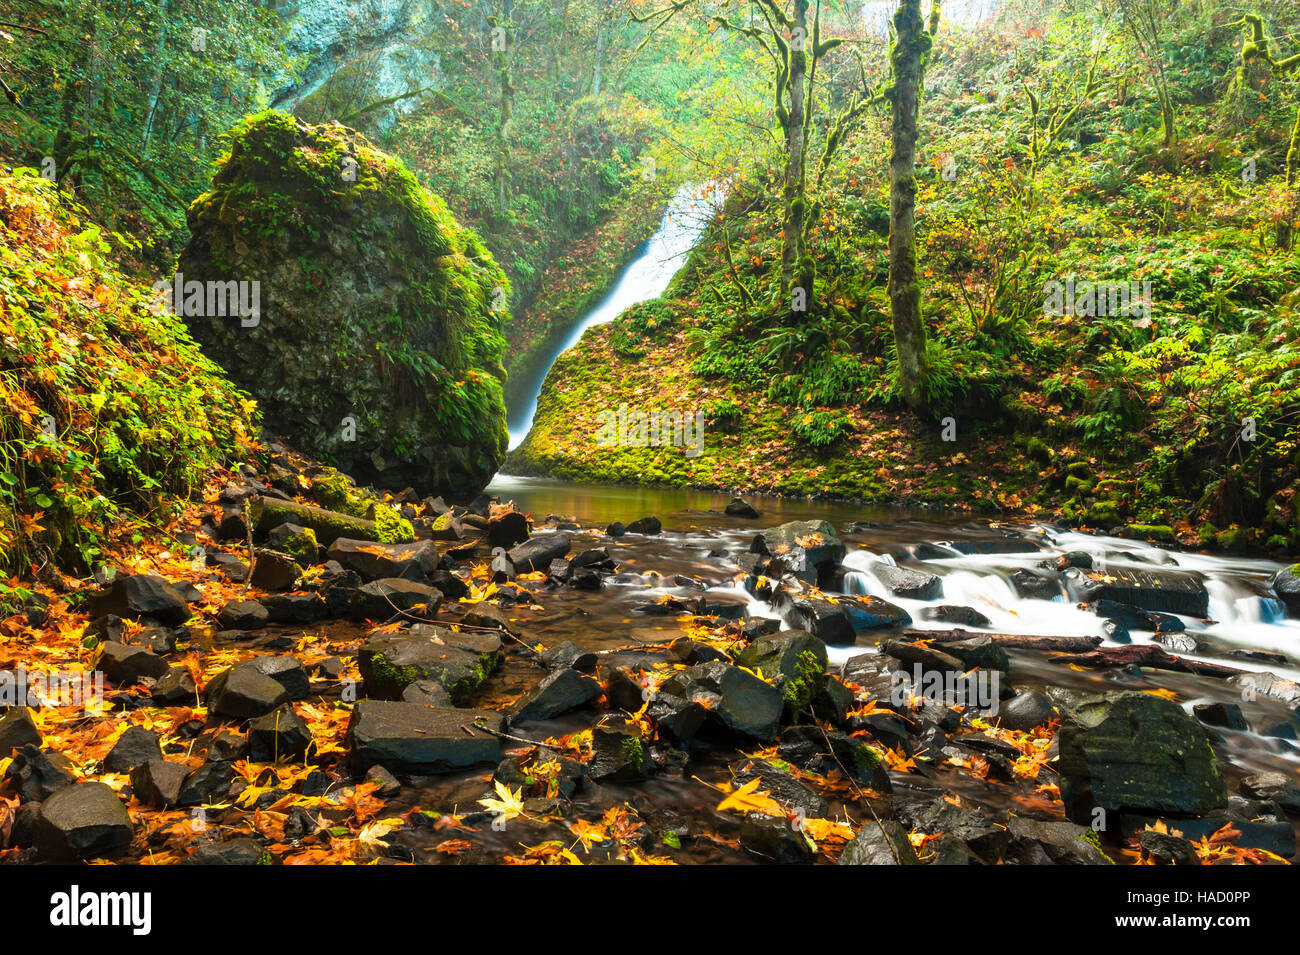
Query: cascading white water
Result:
<box><xmin>506</xmin><ymin>182</ymin><xmax>726</xmax><ymax>450</ymax></box>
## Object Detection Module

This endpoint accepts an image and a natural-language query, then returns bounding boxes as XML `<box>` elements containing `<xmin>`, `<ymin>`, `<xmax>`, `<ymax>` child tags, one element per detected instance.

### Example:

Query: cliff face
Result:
<box><xmin>269</xmin><ymin>0</ymin><xmax>442</xmax><ymax>132</ymax></box>
<box><xmin>178</xmin><ymin>112</ymin><xmax>509</xmax><ymax>498</ymax></box>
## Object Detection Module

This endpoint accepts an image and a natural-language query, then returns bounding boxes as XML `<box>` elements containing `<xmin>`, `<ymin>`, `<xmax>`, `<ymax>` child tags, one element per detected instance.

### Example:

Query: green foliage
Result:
<box><xmin>0</xmin><ymin>168</ymin><xmax>257</xmax><ymax>573</ymax></box>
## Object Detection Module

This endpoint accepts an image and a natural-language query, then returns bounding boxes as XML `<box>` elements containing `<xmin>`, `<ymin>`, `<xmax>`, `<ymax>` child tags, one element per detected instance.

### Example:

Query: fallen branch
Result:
<box><xmin>903</xmin><ymin>629</ymin><xmax>1103</xmax><ymax>652</ymax></box>
<box><xmin>1046</xmin><ymin>644</ymin><xmax>1243</xmax><ymax>678</ymax></box>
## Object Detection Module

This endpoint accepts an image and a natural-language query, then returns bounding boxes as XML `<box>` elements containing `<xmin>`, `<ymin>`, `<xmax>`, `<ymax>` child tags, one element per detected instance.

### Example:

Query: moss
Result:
<box><xmin>783</xmin><ymin>649</ymin><xmax>826</xmax><ymax>712</ymax></box>
<box><xmin>368</xmin><ymin>652</ymin><xmax>425</xmax><ymax>698</ymax></box>
<box><xmin>1124</xmin><ymin>524</ymin><xmax>1173</xmax><ymax>542</ymax></box>
<box><xmin>852</xmin><ymin>743</ymin><xmax>883</xmax><ymax>778</ymax></box>
<box><xmin>281</xmin><ymin>526</ymin><xmax>320</xmax><ymax>566</ymax></box>
<box><xmin>1215</xmin><ymin>526</ymin><xmax>1251</xmax><ymax>553</ymax></box>
<box><xmin>621</xmin><ymin>734</ymin><xmax>645</xmax><ymax>773</ymax></box>
<box><xmin>1076</xmin><ymin>828</ymin><xmax>1114</xmax><ymax>863</ymax></box>
<box><xmin>373</xmin><ymin>502</ymin><xmax>415</xmax><ymax>544</ymax></box>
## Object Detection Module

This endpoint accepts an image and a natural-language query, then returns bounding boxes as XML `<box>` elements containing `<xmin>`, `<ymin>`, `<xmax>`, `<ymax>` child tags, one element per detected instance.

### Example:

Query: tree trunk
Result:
<box><xmin>592</xmin><ymin>12</ymin><xmax>604</xmax><ymax>99</ymax></box>
<box><xmin>779</xmin><ymin>0</ymin><xmax>809</xmax><ymax>303</ymax></box>
<box><xmin>141</xmin><ymin>0</ymin><xmax>170</xmax><ymax>158</ymax></box>
<box><xmin>887</xmin><ymin>0</ymin><xmax>929</xmax><ymax>413</ymax></box>
<box><xmin>493</xmin><ymin>0</ymin><xmax>513</xmax><ymax>216</ymax></box>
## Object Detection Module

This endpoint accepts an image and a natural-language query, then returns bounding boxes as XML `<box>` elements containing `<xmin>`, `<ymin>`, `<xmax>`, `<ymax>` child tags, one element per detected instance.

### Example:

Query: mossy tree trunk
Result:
<box><xmin>886</xmin><ymin>0</ymin><xmax>937</xmax><ymax>414</ymax></box>
<box><xmin>779</xmin><ymin>0</ymin><xmax>809</xmax><ymax>302</ymax></box>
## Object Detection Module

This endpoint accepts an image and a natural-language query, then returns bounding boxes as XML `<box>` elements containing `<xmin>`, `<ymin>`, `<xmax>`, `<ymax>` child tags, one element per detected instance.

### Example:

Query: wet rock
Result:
<box><xmin>732</xmin><ymin>757</ymin><xmax>827</xmax><ymax>818</ymax></box>
<box><xmin>537</xmin><ymin>640</ymin><xmax>597</xmax><ymax>671</ymax></box>
<box><xmin>694</xmin><ymin>591</ymin><xmax>750</xmax><ymax>621</ymax></box>
<box><xmin>1227</xmin><ymin>671</ymin><xmax>1300</xmax><ymax>709</ymax></box>
<box><xmin>486</xmin><ymin>509</ymin><xmax>530</xmax><ymax>550</ymax></box>
<box><xmin>1009</xmin><ymin>568</ymin><xmax>1061</xmax><ymax>601</ymax></box>
<box><xmin>897</xmin><ymin>800</ymin><xmax>1010</xmax><ymax>863</ymax></box>
<box><xmin>751</xmin><ymin>520</ymin><xmax>845</xmax><ymax>572</ymax></box>
<box><xmin>1066</xmin><ymin>566</ymin><xmax>1208</xmax><ymax>617</ymax></box>
<box><xmin>625</xmin><ymin>517</ymin><xmax>662</xmax><ymax>535</ymax></box>
<box><xmin>1006</xmin><ymin>816</ymin><xmax>1113</xmax><ymax>865</ymax></box>
<box><xmin>942</xmin><ymin>538</ymin><xmax>1041</xmax><ymax>556</ymax></box>
<box><xmin>261</xmin><ymin>591</ymin><xmax>328</xmax><ymax>624</ymax></box>
<box><xmin>250</xmin><ymin>549</ymin><xmax>303</xmax><ymax>591</ymax></box>
<box><xmin>249</xmin><ymin>705</ymin><xmax>314</xmax><ymax>761</ymax></box>
<box><xmin>659</xmin><ymin>661</ymin><xmax>784</xmax><ymax>740</ymax></box>
<box><xmin>363</xmin><ymin>764</ymin><xmax>402</xmax><ymax>798</ymax></box>
<box><xmin>217</xmin><ymin>599</ymin><xmax>269</xmax><ymax>631</ymax></box>
<box><xmin>401</xmin><ymin>680</ymin><xmax>451</xmax><ymax>707</ymax></box>
<box><xmin>350</xmin><ymin>578</ymin><xmax>441</xmax><ymax>620</ymax></box>
<box><xmin>872</xmin><ymin>564</ymin><xmax>942</xmax><ymax>601</ymax></box>
<box><xmin>725</xmin><ymin>498</ymin><xmax>760</xmax><ymax>518</ymax></box>
<box><xmin>547</xmin><ymin>558</ymin><xmax>572</xmax><ymax>582</ymax></box>
<box><xmin>920</xmin><ymin>605</ymin><xmax>991</xmax><ymax>628</ymax></box>
<box><xmin>347</xmin><ymin>701</ymin><xmax>503</xmax><ymax>774</ymax></box>
<box><xmin>776</xmin><ymin>593</ymin><xmax>855</xmax><ymax>645</ymax></box>
<box><xmin>506</xmin><ymin>533</ymin><xmax>572</xmax><ymax>573</ymax></box>
<box><xmin>205</xmin><ymin>663</ymin><xmax>291</xmax><ymax>719</ymax></box>
<box><xmin>943</xmin><ymin>636</ymin><xmax>1010</xmax><ymax>673</ymax></box>
<box><xmin>129</xmin><ymin>759</ymin><xmax>189</xmax><ymax>808</ymax></box>
<box><xmin>645</xmin><ymin>693</ymin><xmax>707</xmax><ymax>742</ymax></box>
<box><xmin>94</xmin><ymin>641</ymin><xmax>171</xmax><ymax>685</ymax></box>
<box><xmin>6</xmin><ymin>745</ymin><xmax>77</xmax><ymax>801</ymax></box>
<box><xmin>1239</xmin><ymin>771</ymin><xmax>1300</xmax><ymax>815</ymax></box>
<box><xmin>1270</xmin><ymin>564</ymin><xmax>1300</xmax><ymax>618</ymax></box>
<box><xmin>740</xmin><ymin>813</ymin><xmax>814</xmax><ymax>864</ymax></box>
<box><xmin>206</xmin><ymin>730</ymin><xmax>249</xmax><ymax>762</ymax></box>
<box><xmin>177</xmin><ymin>760</ymin><xmax>236</xmax><ymax>806</ymax></box>
<box><xmin>35</xmin><ymin>782</ymin><xmax>133</xmax><ymax>859</ymax></box>
<box><xmin>103</xmin><ymin>726</ymin><xmax>163</xmax><ymax>773</ymax></box>
<box><xmin>1057</xmin><ymin>691</ymin><xmax>1226</xmax><ymax>825</ymax></box>
<box><xmin>604</xmin><ymin>668</ymin><xmax>648</xmax><ymax>712</ymax></box>
<box><xmin>928</xmin><ymin>834</ymin><xmax>984</xmax><ymax>865</ymax></box>
<box><xmin>1193</xmin><ymin>702</ymin><xmax>1248</xmax><ymax>732</ymax></box>
<box><xmin>840</xmin><ymin>594</ymin><xmax>912</xmax><ymax>631</ymax></box>
<box><xmin>86</xmin><ymin>573</ymin><xmax>190</xmax><ymax>626</ymax></box>
<box><xmin>181</xmin><ymin>836</ymin><xmax>268</xmax><ymax>865</ymax></box>
<box><xmin>606</xmin><ymin>521</ymin><xmax>626</xmax><ymax>537</ymax></box>
<box><xmin>848</xmin><ymin>710</ymin><xmax>911</xmax><ymax>752</ymax></box>
<box><xmin>840</xmin><ymin>652</ymin><xmax>903</xmax><ymax>709</ymax></box>
<box><xmin>1123</xmin><ymin>812</ymin><xmax>1295</xmax><ymax>858</ymax></box>
<box><xmin>837</xmin><ymin>820</ymin><xmax>919</xmax><ymax>865</ymax></box>
<box><xmin>734</xmin><ymin>630</ymin><xmax>828</xmax><ymax>686</ymax></box>
<box><xmin>590</xmin><ymin>720</ymin><xmax>650</xmax><ymax>783</ymax></box>
<box><xmin>1139</xmin><ymin>829</ymin><xmax>1197</xmax><ymax>865</ymax></box>
<box><xmin>357</xmin><ymin>629</ymin><xmax>500</xmax><ymax>704</ymax></box>
<box><xmin>998</xmin><ymin>690</ymin><xmax>1060</xmax><ymax>732</ymax></box>
<box><xmin>572</xmin><ymin>547</ymin><xmax>615</xmax><ymax>571</ymax></box>
<box><xmin>509</xmin><ymin>669</ymin><xmax>602</xmax><ymax>723</ymax></box>
<box><xmin>327</xmin><ymin>537</ymin><xmax>439</xmax><ymax>581</ymax></box>
<box><xmin>666</xmin><ymin>637</ymin><xmax>729</xmax><ymax>665</ymax></box>
<box><xmin>1155</xmin><ymin>632</ymin><xmax>1200</xmax><ymax>654</ymax></box>
<box><xmin>1091</xmin><ymin>598</ymin><xmax>1185</xmax><ymax>633</ymax></box>
<box><xmin>0</xmin><ymin>707</ymin><xmax>41</xmax><ymax>754</ymax></box>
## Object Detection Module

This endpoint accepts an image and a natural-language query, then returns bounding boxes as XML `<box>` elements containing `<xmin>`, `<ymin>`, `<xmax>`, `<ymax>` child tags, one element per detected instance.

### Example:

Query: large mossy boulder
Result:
<box><xmin>178</xmin><ymin>111</ymin><xmax>509</xmax><ymax>497</ymax></box>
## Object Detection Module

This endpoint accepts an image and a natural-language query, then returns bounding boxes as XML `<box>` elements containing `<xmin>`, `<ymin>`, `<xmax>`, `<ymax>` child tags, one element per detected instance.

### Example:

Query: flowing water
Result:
<box><xmin>506</xmin><ymin>182</ymin><xmax>726</xmax><ymax>449</ymax></box>
<box><xmin>486</xmin><ymin>475</ymin><xmax>1300</xmax><ymax>790</ymax></box>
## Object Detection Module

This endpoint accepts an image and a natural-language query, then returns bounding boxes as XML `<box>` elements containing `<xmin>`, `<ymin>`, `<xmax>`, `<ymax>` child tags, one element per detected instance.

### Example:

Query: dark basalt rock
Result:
<box><xmin>920</xmin><ymin>604</ymin><xmax>991</xmax><ymax>628</ymax></box>
<box><xmin>751</xmin><ymin>520</ymin><xmax>845</xmax><ymax>571</ymax></box>
<box><xmin>103</xmin><ymin>726</ymin><xmax>164</xmax><ymax>773</ymax></box>
<box><xmin>94</xmin><ymin>641</ymin><xmax>172</xmax><ymax>685</ymax></box>
<box><xmin>1065</xmin><ymin>566</ymin><xmax>1208</xmax><ymax>617</ymax></box>
<box><xmin>659</xmin><ymin>661</ymin><xmax>783</xmax><ymax>741</ymax></box>
<box><xmin>180</xmin><ymin>836</ymin><xmax>268</xmax><ymax>865</ymax></box>
<box><xmin>1057</xmin><ymin>691</ymin><xmax>1226</xmax><ymax>824</ymax></box>
<box><xmin>217</xmin><ymin>599</ymin><xmax>269</xmax><ymax>631</ymax></box>
<box><xmin>0</xmin><ymin>707</ymin><xmax>41</xmax><ymax>754</ymax></box>
<box><xmin>347</xmin><ymin>701</ymin><xmax>502</xmax><ymax>774</ymax></box>
<box><xmin>249</xmin><ymin>705</ymin><xmax>314</xmax><ymax>761</ymax></box>
<box><xmin>129</xmin><ymin>759</ymin><xmax>189</xmax><ymax>808</ymax></box>
<box><xmin>85</xmin><ymin>574</ymin><xmax>190</xmax><ymax>627</ymax></box>
<box><xmin>506</xmin><ymin>534</ymin><xmax>572</xmax><ymax>573</ymax></box>
<box><xmin>34</xmin><ymin>782</ymin><xmax>133</xmax><ymax>859</ymax></box>
<box><xmin>509</xmin><ymin>668</ymin><xmax>602</xmax><ymax>723</ymax></box>
<box><xmin>724</xmin><ymin>498</ymin><xmax>760</xmax><ymax>518</ymax></box>
<box><xmin>837</xmin><ymin>820</ymin><xmax>919</xmax><ymax>865</ymax></box>
<box><xmin>625</xmin><ymin>516</ymin><xmax>662</xmax><ymax>535</ymax></box>
<box><xmin>871</xmin><ymin>564</ymin><xmax>943</xmax><ymax>601</ymax></box>
<box><xmin>327</xmin><ymin>537</ymin><xmax>440</xmax><ymax>581</ymax></box>
<box><xmin>6</xmin><ymin>745</ymin><xmax>77</xmax><ymax>801</ymax></box>
<box><xmin>357</xmin><ymin>629</ymin><xmax>500</xmax><ymax>704</ymax></box>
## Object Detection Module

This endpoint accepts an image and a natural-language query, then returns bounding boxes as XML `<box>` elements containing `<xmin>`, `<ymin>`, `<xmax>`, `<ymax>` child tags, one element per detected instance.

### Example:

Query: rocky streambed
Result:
<box><xmin>3</xmin><ymin>453</ymin><xmax>1298</xmax><ymax>866</ymax></box>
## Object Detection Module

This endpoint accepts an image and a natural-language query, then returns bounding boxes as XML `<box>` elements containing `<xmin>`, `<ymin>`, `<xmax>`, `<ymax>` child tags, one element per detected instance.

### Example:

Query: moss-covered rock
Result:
<box><xmin>179</xmin><ymin>111</ymin><xmax>509</xmax><ymax>497</ymax></box>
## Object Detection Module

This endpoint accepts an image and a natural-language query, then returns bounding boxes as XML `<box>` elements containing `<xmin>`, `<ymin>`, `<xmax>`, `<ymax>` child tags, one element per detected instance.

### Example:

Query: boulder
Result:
<box><xmin>347</xmin><ymin>701</ymin><xmax>502</xmax><ymax>773</ymax></box>
<box><xmin>659</xmin><ymin>661</ymin><xmax>783</xmax><ymax>740</ymax></box>
<box><xmin>1270</xmin><ymin>564</ymin><xmax>1300</xmax><ymax>617</ymax></box>
<box><xmin>509</xmin><ymin>669</ymin><xmax>602</xmax><ymax>723</ymax></box>
<box><xmin>872</xmin><ymin>564</ymin><xmax>942</xmax><ymax>601</ymax></box>
<box><xmin>1057</xmin><ymin>692</ymin><xmax>1227</xmax><ymax>824</ymax></box>
<box><xmin>181</xmin><ymin>836</ymin><xmax>268</xmax><ymax>865</ymax></box>
<box><xmin>625</xmin><ymin>517</ymin><xmax>662</xmax><ymax>535</ymax></box>
<box><xmin>837</xmin><ymin>820</ymin><xmax>919</xmax><ymax>865</ymax></box>
<box><xmin>357</xmin><ymin>629</ymin><xmax>501</xmax><ymax>704</ymax></box>
<box><xmin>94</xmin><ymin>641</ymin><xmax>171</xmax><ymax>685</ymax></box>
<box><xmin>506</xmin><ymin>534</ymin><xmax>572</xmax><ymax>573</ymax></box>
<box><xmin>0</xmin><ymin>707</ymin><xmax>41</xmax><ymax>754</ymax></box>
<box><xmin>1066</xmin><ymin>566</ymin><xmax>1208</xmax><ymax>617</ymax></box>
<box><xmin>350</xmin><ymin>578</ymin><xmax>441</xmax><ymax>620</ymax></box>
<box><xmin>179</xmin><ymin>113</ymin><xmax>510</xmax><ymax>496</ymax></box>
<box><xmin>751</xmin><ymin>520</ymin><xmax>845</xmax><ymax>571</ymax></box>
<box><xmin>327</xmin><ymin>537</ymin><xmax>439</xmax><ymax>581</ymax></box>
<box><xmin>129</xmin><ymin>759</ymin><xmax>189</xmax><ymax>808</ymax></box>
<box><xmin>6</xmin><ymin>745</ymin><xmax>77</xmax><ymax>801</ymax></box>
<box><xmin>34</xmin><ymin>782</ymin><xmax>133</xmax><ymax>859</ymax></box>
<box><xmin>217</xmin><ymin>600</ymin><xmax>269</xmax><ymax>631</ymax></box>
<box><xmin>487</xmin><ymin>510</ymin><xmax>530</xmax><ymax>549</ymax></box>
<box><xmin>205</xmin><ymin>664</ymin><xmax>291</xmax><ymax>719</ymax></box>
<box><xmin>724</xmin><ymin>498</ymin><xmax>760</xmax><ymax>518</ymax></box>
<box><xmin>103</xmin><ymin>726</ymin><xmax>164</xmax><ymax>773</ymax></box>
<box><xmin>920</xmin><ymin>605</ymin><xmax>991</xmax><ymax>628</ymax></box>
<box><xmin>85</xmin><ymin>574</ymin><xmax>189</xmax><ymax>626</ymax></box>
<box><xmin>248</xmin><ymin>705</ymin><xmax>314</xmax><ymax>761</ymax></box>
